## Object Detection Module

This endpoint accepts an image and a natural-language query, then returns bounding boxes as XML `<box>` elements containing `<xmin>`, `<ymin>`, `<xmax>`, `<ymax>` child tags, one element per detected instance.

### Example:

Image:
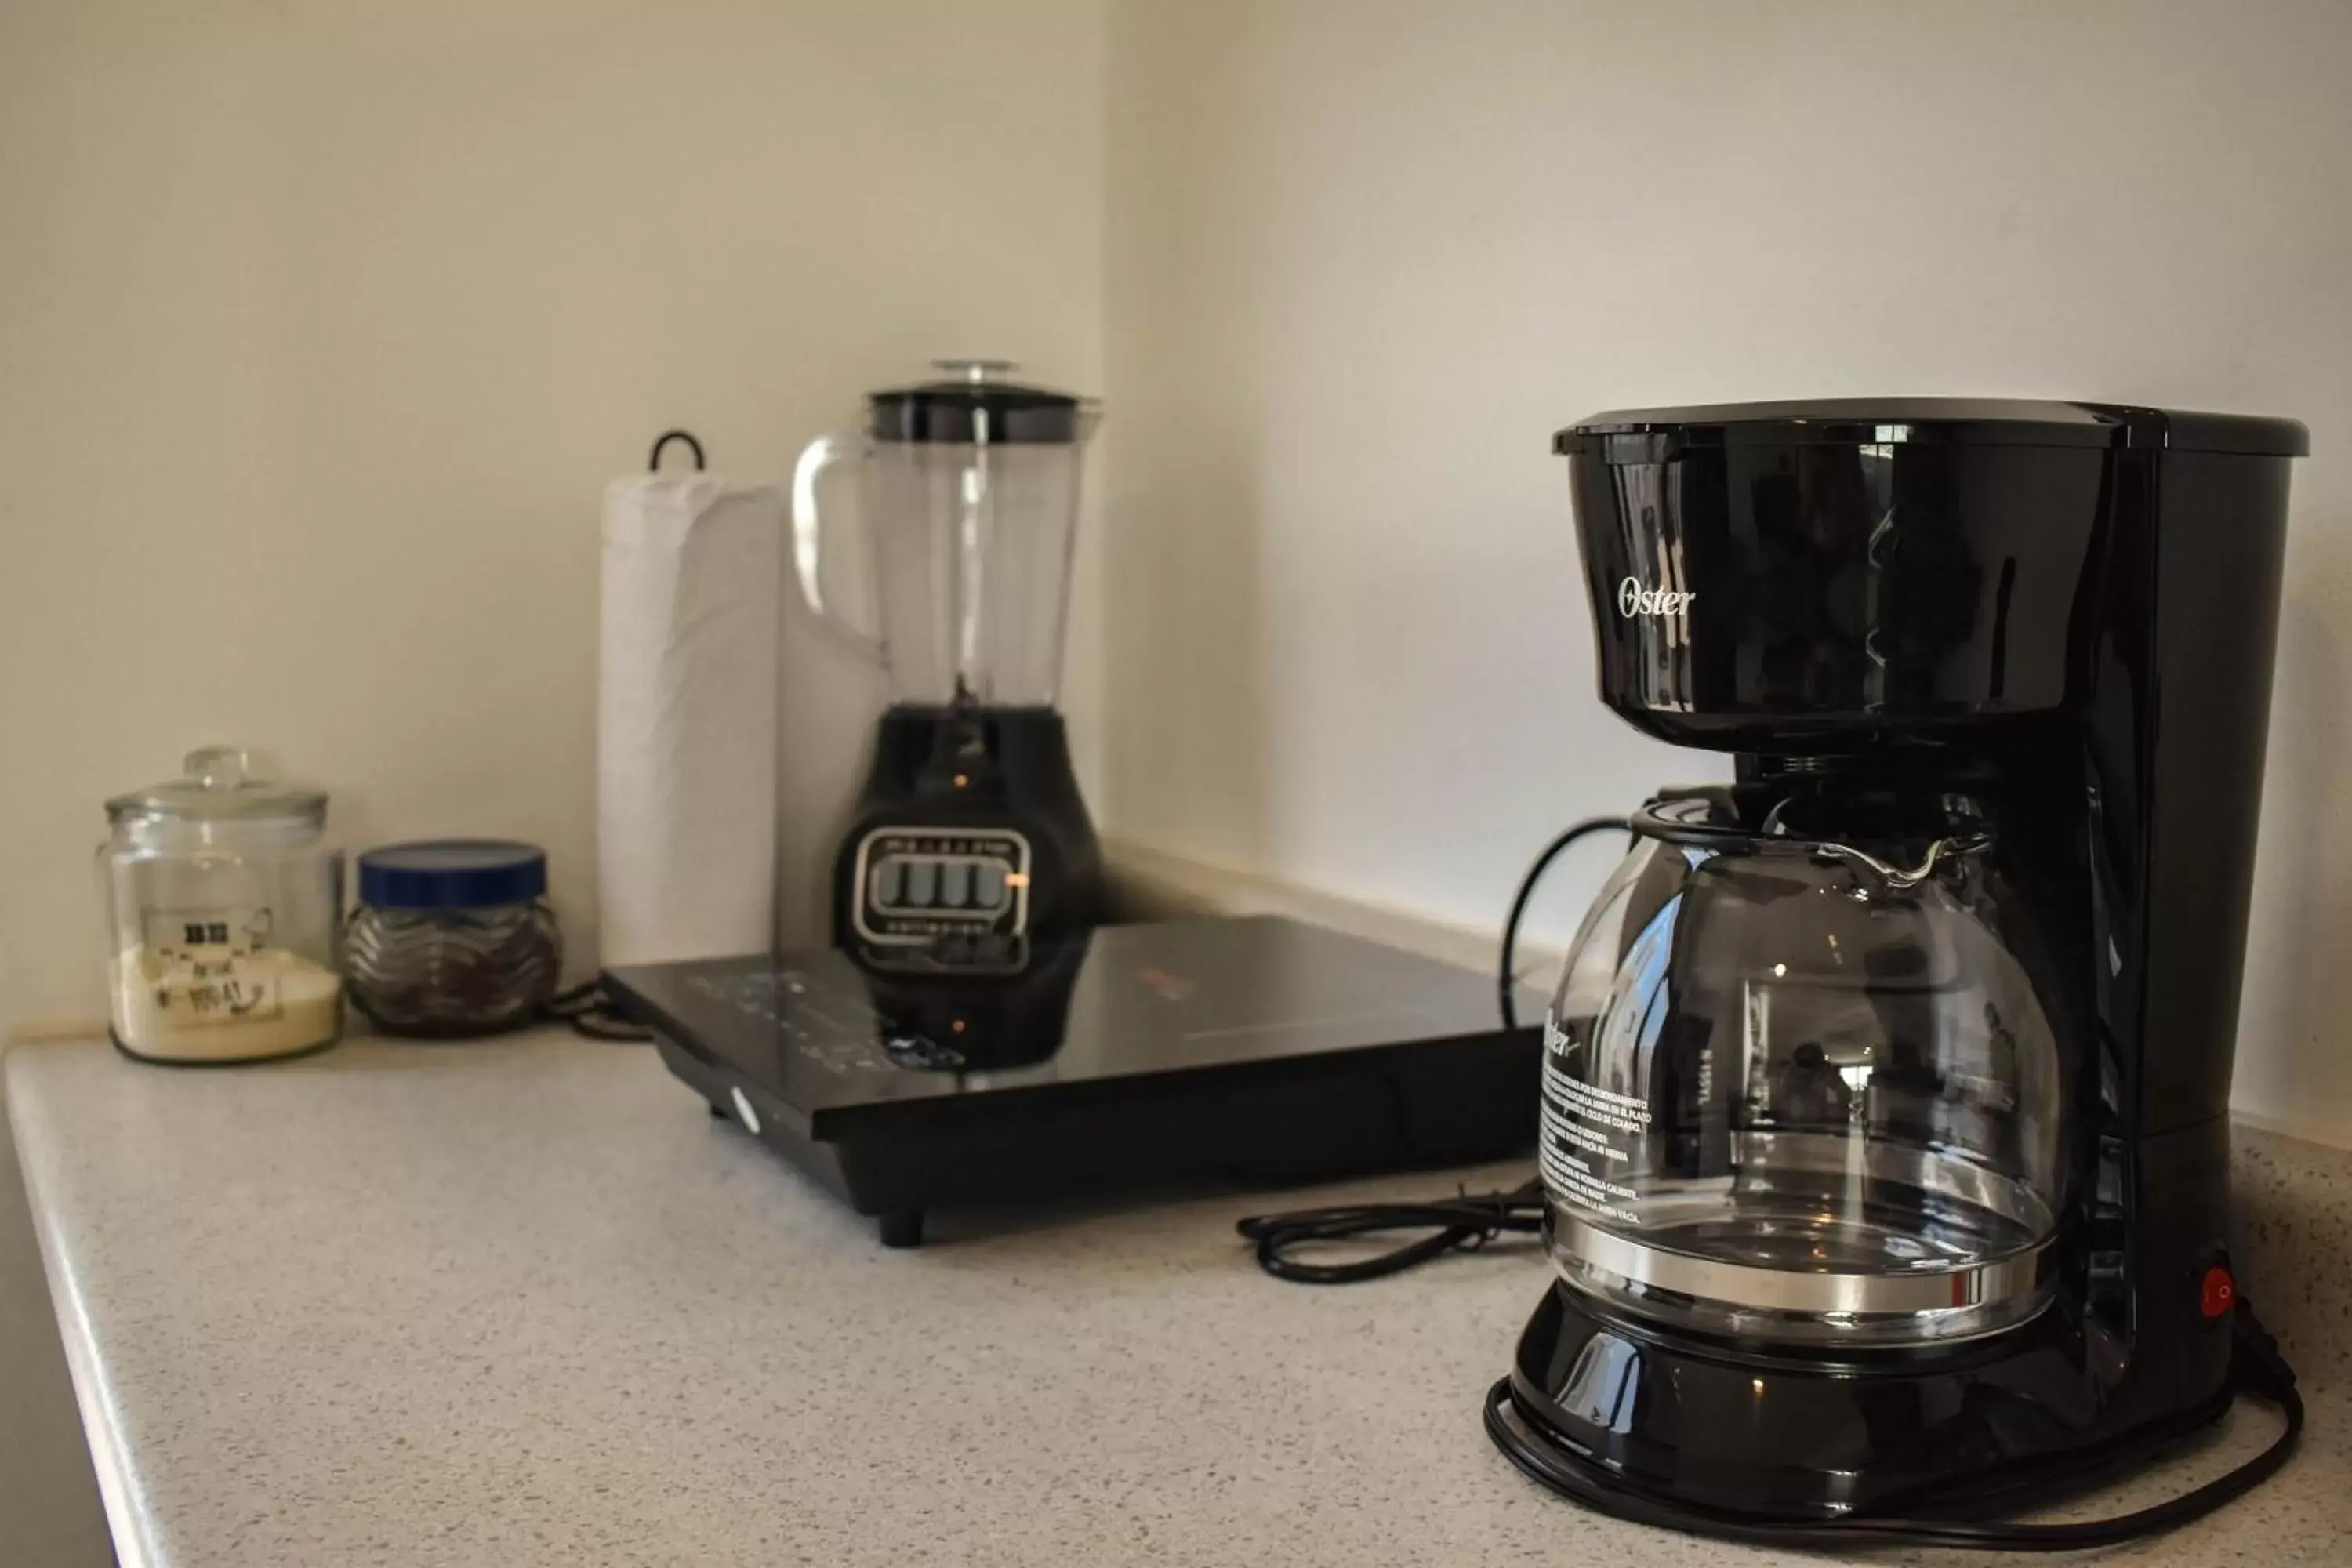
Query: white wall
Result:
<box><xmin>0</xmin><ymin>0</ymin><xmax>1105</xmax><ymax>1033</ymax></box>
<box><xmin>1100</xmin><ymin>0</ymin><xmax>2352</xmax><ymax>1146</ymax></box>
<box><xmin>13</xmin><ymin>0</ymin><xmax>2351</xmax><ymax>1147</ymax></box>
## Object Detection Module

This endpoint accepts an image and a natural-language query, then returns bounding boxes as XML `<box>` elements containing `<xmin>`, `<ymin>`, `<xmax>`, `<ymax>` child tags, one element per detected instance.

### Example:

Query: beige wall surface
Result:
<box><xmin>12</xmin><ymin>0</ymin><xmax>2352</xmax><ymax>1149</ymax></box>
<box><xmin>0</xmin><ymin>0</ymin><xmax>1105</xmax><ymax>1033</ymax></box>
<box><xmin>1101</xmin><ymin>0</ymin><xmax>2352</xmax><ymax>1145</ymax></box>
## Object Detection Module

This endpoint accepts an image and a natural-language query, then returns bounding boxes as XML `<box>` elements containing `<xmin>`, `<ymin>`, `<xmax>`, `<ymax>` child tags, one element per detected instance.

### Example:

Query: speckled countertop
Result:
<box><xmin>8</xmin><ymin>1030</ymin><xmax>2350</xmax><ymax>1567</ymax></box>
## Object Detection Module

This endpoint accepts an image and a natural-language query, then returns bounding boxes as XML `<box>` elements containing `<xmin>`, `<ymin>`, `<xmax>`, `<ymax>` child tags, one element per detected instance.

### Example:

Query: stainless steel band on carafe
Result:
<box><xmin>1494</xmin><ymin>400</ymin><xmax>2308</xmax><ymax>1541</ymax></box>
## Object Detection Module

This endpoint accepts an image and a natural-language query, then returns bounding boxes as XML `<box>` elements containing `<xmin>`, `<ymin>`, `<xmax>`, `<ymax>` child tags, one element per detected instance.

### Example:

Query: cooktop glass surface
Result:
<box><xmin>604</xmin><ymin>916</ymin><xmax>1530</xmax><ymax>1124</ymax></box>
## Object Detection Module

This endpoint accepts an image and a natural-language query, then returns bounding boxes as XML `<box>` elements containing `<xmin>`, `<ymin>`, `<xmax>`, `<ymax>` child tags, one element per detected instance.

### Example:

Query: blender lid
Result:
<box><xmin>105</xmin><ymin>746</ymin><xmax>328</xmax><ymax>825</ymax></box>
<box><xmin>868</xmin><ymin>359</ymin><xmax>1091</xmax><ymax>445</ymax></box>
<box><xmin>1555</xmin><ymin>399</ymin><xmax>2309</xmax><ymax>458</ymax></box>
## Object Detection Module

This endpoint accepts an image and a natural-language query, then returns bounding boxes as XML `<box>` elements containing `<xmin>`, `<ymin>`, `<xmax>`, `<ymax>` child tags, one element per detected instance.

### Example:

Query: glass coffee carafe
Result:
<box><xmin>790</xmin><ymin>360</ymin><xmax>1099</xmax><ymax>708</ymax></box>
<box><xmin>1540</xmin><ymin>789</ymin><xmax>2064</xmax><ymax>1346</ymax></box>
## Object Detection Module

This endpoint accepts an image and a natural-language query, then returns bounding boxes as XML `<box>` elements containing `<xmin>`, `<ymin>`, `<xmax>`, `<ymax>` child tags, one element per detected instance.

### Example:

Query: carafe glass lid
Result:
<box><xmin>867</xmin><ymin>359</ymin><xmax>1092</xmax><ymax>445</ymax></box>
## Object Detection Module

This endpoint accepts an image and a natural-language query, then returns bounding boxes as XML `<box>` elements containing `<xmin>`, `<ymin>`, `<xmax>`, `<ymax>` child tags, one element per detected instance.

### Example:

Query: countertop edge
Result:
<box><xmin>9</xmin><ymin>1049</ymin><xmax>146</xmax><ymax>1568</ymax></box>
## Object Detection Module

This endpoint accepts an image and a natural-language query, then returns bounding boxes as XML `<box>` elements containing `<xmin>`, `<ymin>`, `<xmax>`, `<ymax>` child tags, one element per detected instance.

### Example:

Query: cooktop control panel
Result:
<box><xmin>850</xmin><ymin>827</ymin><xmax>1030</xmax><ymax>946</ymax></box>
<box><xmin>675</xmin><ymin>965</ymin><xmax>970</xmax><ymax>1075</ymax></box>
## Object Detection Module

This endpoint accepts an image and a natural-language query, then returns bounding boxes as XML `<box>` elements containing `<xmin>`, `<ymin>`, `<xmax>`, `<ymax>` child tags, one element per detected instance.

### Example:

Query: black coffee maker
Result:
<box><xmin>1491</xmin><ymin>401</ymin><xmax>2307</xmax><ymax>1544</ymax></box>
<box><xmin>791</xmin><ymin>361</ymin><xmax>1104</xmax><ymax>953</ymax></box>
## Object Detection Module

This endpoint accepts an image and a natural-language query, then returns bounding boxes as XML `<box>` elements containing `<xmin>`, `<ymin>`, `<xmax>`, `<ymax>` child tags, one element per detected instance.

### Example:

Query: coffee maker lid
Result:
<box><xmin>869</xmin><ymin>359</ymin><xmax>1088</xmax><ymax>445</ymax></box>
<box><xmin>1555</xmin><ymin>399</ymin><xmax>2308</xmax><ymax>459</ymax></box>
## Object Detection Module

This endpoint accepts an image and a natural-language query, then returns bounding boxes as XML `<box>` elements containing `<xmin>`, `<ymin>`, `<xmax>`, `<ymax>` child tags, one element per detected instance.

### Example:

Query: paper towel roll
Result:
<box><xmin>597</xmin><ymin>473</ymin><xmax>783</xmax><ymax>967</ymax></box>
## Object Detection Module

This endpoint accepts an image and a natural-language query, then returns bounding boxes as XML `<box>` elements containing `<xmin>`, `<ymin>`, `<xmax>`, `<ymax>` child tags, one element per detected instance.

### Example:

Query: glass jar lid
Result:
<box><xmin>104</xmin><ymin>746</ymin><xmax>328</xmax><ymax>826</ymax></box>
<box><xmin>358</xmin><ymin>840</ymin><xmax>548</xmax><ymax>909</ymax></box>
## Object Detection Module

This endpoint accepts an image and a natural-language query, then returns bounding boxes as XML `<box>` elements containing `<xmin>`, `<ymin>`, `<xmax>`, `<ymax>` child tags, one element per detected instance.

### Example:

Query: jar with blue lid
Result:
<box><xmin>346</xmin><ymin>841</ymin><xmax>562</xmax><ymax>1036</ymax></box>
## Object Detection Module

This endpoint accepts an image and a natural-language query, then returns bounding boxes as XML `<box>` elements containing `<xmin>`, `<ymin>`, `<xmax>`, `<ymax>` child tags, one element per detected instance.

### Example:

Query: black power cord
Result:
<box><xmin>1236</xmin><ymin>1181</ymin><xmax>1544</xmax><ymax>1283</ymax></box>
<box><xmin>1485</xmin><ymin>1294</ymin><xmax>2303</xmax><ymax>1552</ymax></box>
<box><xmin>1496</xmin><ymin>817</ymin><xmax>1628</xmax><ymax>1029</ymax></box>
<box><xmin>543</xmin><ymin>980</ymin><xmax>651</xmax><ymax>1042</ymax></box>
<box><xmin>1238</xmin><ymin>1175</ymin><xmax>2306</xmax><ymax>1550</ymax></box>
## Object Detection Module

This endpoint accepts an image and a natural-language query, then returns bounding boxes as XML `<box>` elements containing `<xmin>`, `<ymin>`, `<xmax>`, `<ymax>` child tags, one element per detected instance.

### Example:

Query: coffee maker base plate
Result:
<box><xmin>1494</xmin><ymin>1281</ymin><xmax>2240</xmax><ymax>1530</ymax></box>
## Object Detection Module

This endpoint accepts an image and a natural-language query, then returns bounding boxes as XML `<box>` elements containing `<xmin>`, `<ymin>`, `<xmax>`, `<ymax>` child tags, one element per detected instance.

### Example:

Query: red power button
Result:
<box><xmin>2199</xmin><ymin>1264</ymin><xmax>2236</xmax><ymax>1319</ymax></box>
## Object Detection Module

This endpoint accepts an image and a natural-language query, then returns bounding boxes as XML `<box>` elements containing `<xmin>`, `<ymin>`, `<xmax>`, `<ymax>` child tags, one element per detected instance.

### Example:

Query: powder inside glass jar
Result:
<box><xmin>109</xmin><ymin>945</ymin><xmax>343</xmax><ymax>1062</ymax></box>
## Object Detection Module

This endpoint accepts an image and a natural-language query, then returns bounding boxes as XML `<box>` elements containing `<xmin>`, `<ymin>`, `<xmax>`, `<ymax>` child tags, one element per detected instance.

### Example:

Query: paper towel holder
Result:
<box><xmin>648</xmin><ymin>429</ymin><xmax>707</xmax><ymax>473</ymax></box>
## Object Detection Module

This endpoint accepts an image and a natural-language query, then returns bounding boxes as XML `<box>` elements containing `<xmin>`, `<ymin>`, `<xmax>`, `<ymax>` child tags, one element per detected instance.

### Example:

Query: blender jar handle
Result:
<box><xmin>789</xmin><ymin>430</ymin><xmax>886</xmax><ymax>664</ymax></box>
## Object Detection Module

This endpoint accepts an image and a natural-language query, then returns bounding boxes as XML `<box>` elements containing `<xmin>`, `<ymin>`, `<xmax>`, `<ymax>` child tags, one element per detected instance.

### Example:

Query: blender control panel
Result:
<box><xmin>851</xmin><ymin>829</ymin><xmax>1031</xmax><ymax>946</ymax></box>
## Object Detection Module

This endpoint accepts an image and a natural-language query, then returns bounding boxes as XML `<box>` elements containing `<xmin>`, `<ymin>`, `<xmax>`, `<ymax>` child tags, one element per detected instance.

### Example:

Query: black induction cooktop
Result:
<box><xmin>604</xmin><ymin>916</ymin><xmax>1541</xmax><ymax>1246</ymax></box>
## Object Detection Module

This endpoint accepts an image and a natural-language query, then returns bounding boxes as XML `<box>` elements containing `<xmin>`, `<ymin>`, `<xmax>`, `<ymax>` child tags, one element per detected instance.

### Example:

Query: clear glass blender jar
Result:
<box><xmin>790</xmin><ymin>360</ymin><xmax>1098</xmax><ymax>708</ymax></box>
<box><xmin>1540</xmin><ymin>789</ymin><xmax>2064</xmax><ymax>1345</ymax></box>
<box><xmin>99</xmin><ymin>746</ymin><xmax>344</xmax><ymax>1063</ymax></box>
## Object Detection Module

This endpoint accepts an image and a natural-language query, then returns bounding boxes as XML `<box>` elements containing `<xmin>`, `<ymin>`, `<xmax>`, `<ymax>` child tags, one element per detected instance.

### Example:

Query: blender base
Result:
<box><xmin>1490</xmin><ymin>1279</ymin><xmax>2290</xmax><ymax>1543</ymax></box>
<box><xmin>833</xmin><ymin>703</ymin><xmax>1102</xmax><ymax>950</ymax></box>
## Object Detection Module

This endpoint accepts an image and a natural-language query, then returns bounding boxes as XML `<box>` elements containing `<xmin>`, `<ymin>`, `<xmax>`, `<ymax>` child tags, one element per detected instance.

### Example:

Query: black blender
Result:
<box><xmin>620</xmin><ymin>368</ymin><xmax>1552</xmax><ymax>1244</ymax></box>
<box><xmin>1490</xmin><ymin>401</ymin><xmax>2307</xmax><ymax>1545</ymax></box>
<box><xmin>790</xmin><ymin>361</ymin><xmax>1102</xmax><ymax>956</ymax></box>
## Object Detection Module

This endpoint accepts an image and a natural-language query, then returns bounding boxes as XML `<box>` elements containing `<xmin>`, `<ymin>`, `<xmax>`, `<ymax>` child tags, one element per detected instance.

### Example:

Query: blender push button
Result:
<box><xmin>939</xmin><ymin>862</ymin><xmax>972</xmax><ymax>907</ymax></box>
<box><xmin>905</xmin><ymin>859</ymin><xmax>938</xmax><ymax>907</ymax></box>
<box><xmin>871</xmin><ymin>858</ymin><xmax>905</xmax><ymax>908</ymax></box>
<box><xmin>975</xmin><ymin>862</ymin><xmax>1007</xmax><ymax>909</ymax></box>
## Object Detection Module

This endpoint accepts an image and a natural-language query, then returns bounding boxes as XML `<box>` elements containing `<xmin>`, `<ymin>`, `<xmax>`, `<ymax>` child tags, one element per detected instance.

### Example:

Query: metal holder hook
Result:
<box><xmin>648</xmin><ymin>430</ymin><xmax>707</xmax><ymax>473</ymax></box>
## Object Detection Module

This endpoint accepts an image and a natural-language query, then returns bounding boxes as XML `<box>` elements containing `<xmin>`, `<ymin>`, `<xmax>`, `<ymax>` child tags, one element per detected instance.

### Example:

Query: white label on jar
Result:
<box><xmin>1540</xmin><ymin>1012</ymin><xmax>1648</xmax><ymax>1226</ymax></box>
<box><xmin>138</xmin><ymin>906</ymin><xmax>284</xmax><ymax>1027</ymax></box>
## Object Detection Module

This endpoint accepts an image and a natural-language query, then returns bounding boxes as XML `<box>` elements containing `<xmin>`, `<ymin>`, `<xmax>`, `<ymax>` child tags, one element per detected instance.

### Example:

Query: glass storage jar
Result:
<box><xmin>1541</xmin><ymin>790</ymin><xmax>2065</xmax><ymax>1346</ymax></box>
<box><xmin>100</xmin><ymin>746</ymin><xmax>344</xmax><ymax>1064</ymax></box>
<box><xmin>345</xmin><ymin>840</ymin><xmax>561</xmax><ymax>1036</ymax></box>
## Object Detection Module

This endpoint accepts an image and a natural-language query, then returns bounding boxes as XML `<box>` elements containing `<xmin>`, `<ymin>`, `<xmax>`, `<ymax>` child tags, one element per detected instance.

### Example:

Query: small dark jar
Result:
<box><xmin>346</xmin><ymin>841</ymin><xmax>562</xmax><ymax>1036</ymax></box>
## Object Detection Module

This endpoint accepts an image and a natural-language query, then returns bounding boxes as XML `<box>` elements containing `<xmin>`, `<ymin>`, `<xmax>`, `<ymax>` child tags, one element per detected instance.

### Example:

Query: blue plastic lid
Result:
<box><xmin>358</xmin><ymin>840</ymin><xmax>548</xmax><ymax>910</ymax></box>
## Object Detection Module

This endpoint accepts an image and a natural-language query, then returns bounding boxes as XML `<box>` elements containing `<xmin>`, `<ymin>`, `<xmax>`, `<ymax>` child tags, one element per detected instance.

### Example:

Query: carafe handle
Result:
<box><xmin>1813</xmin><ymin>831</ymin><xmax>1991</xmax><ymax>891</ymax></box>
<box><xmin>789</xmin><ymin>429</ymin><xmax>886</xmax><ymax>664</ymax></box>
